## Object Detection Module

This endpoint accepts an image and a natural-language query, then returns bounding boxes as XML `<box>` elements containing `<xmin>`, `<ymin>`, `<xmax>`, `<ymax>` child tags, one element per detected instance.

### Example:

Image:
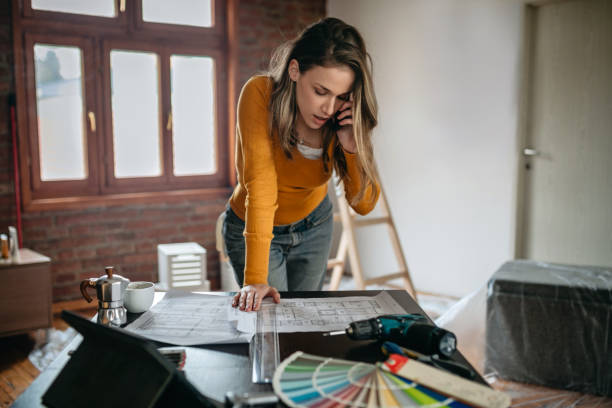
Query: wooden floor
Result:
<box><xmin>491</xmin><ymin>379</ymin><xmax>612</xmax><ymax>408</ymax></box>
<box><xmin>0</xmin><ymin>300</ymin><xmax>96</xmax><ymax>407</ymax></box>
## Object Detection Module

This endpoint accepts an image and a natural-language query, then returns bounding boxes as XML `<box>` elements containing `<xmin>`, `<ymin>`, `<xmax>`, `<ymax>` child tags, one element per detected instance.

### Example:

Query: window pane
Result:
<box><xmin>142</xmin><ymin>0</ymin><xmax>212</xmax><ymax>27</ymax></box>
<box><xmin>34</xmin><ymin>44</ymin><xmax>87</xmax><ymax>181</ymax></box>
<box><xmin>171</xmin><ymin>55</ymin><xmax>216</xmax><ymax>176</ymax></box>
<box><xmin>110</xmin><ymin>50</ymin><xmax>161</xmax><ymax>178</ymax></box>
<box><xmin>32</xmin><ymin>0</ymin><xmax>116</xmax><ymax>17</ymax></box>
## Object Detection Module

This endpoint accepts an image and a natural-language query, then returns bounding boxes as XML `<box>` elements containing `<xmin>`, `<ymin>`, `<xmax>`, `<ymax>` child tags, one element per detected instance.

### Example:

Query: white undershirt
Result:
<box><xmin>297</xmin><ymin>142</ymin><xmax>323</xmax><ymax>159</ymax></box>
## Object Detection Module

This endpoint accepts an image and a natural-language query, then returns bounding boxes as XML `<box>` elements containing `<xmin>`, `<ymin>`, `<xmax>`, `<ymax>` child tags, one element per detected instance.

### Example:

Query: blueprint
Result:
<box><xmin>125</xmin><ymin>291</ymin><xmax>406</xmax><ymax>345</ymax></box>
<box><xmin>125</xmin><ymin>291</ymin><xmax>256</xmax><ymax>346</ymax></box>
<box><xmin>262</xmin><ymin>291</ymin><xmax>406</xmax><ymax>333</ymax></box>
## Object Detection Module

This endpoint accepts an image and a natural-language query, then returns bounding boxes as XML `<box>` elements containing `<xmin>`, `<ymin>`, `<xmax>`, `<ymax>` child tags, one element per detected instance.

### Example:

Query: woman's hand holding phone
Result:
<box><xmin>335</xmin><ymin>99</ymin><xmax>357</xmax><ymax>154</ymax></box>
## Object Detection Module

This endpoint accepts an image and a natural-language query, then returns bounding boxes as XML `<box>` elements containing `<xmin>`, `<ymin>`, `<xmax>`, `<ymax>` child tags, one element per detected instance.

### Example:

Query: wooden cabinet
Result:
<box><xmin>0</xmin><ymin>249</ymin><xmax>52</xmax><ymax>337</ymax></box>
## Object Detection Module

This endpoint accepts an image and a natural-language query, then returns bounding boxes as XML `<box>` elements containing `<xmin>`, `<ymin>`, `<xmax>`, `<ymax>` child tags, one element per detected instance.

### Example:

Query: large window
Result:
<box><xmin>13</xmin><ymin>0</ymin><xmax>230</xmax><ymax>209</ymax></box>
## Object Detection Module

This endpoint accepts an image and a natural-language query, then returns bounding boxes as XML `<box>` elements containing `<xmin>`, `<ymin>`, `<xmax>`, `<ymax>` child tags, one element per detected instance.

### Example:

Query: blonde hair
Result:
<box><xmin>268</xmin><ymin>18</ymin><xmax>379</xmax><ymax>205</ymax></box>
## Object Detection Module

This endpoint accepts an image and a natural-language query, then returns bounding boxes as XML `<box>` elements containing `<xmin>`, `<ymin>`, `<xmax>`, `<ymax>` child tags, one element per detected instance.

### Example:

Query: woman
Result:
<box><xmin>224</xmin><ymin>17</ymin><xmax>380</xmax><ymax>312</ymax></box>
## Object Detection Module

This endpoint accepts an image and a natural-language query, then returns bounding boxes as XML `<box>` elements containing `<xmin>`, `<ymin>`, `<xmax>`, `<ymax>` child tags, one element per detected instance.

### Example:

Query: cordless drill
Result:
<box><xmin>326</xmin><ymin>314</ymin><xmax>457</xmax><ymax>357</ymax></box>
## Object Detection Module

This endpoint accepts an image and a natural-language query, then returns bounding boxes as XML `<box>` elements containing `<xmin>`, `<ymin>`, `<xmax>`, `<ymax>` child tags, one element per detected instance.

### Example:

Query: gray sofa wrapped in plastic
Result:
<box><xmin>436</xmin><ymin>260</ymin><xmax>611</xmax><ymax>405</ymax></box>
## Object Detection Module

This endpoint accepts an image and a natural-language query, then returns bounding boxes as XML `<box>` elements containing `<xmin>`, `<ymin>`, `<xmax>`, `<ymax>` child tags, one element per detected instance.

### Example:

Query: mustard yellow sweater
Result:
<box><xmin>229</xmin><ymin>76</ymin><xmax>380</xmax><ymax>285</ymax></box>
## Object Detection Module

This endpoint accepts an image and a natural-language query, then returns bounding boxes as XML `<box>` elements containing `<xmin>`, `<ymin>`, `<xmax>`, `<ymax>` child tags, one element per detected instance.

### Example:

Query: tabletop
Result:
<box><xmin>12</xmin><ymin>290</ymin><xmax>484</xmax><ymax>407</ymax></box>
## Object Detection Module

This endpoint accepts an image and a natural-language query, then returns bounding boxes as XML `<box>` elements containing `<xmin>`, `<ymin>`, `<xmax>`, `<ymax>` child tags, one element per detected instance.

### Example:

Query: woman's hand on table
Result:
<box><xmin>232</xmin><ymin>284</ymin><xmax>281</xmax><ymax>312</ymax></box>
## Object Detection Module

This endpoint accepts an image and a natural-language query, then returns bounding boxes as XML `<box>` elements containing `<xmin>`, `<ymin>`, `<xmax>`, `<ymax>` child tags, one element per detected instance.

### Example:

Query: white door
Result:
<box><xmin>518</xmin><ymin>0</ymin><xmax>612</xmax><ymax>266</ymax></box>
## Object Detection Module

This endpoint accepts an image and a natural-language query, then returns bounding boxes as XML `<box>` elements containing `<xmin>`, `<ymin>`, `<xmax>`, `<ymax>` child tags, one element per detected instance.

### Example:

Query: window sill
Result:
<box><xmin>24</xmin><ymin>187</ymin><xmax>233</xmax><ymax>212</ymax></box>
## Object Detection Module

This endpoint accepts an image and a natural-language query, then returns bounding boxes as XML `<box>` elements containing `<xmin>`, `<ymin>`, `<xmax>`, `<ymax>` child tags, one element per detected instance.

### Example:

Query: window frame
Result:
<box><xmin>134</xmin><ymin>0</ymin><xmax>225</xmax><ymax>38</ymax></box>
<box><xmin>12</xmin><ymin>0</ymin><xmax>233</xmax><ymax>211</ymax></box>
<box><xmin>23</xmin><ymin>32</ymin><xmax>101</xmax><ymax>199</ymax></box>
<box><xmin>165</xmin><ymin>46</ymin><xmax>228</xmax><ymax>189</ymax></box>
<box><xmin>101</xmin><ymin>40</ymin><xmax>167</xmax><ymax>193</ymax></box>
<box><xmin>100</xmin><ymin>40</ymin><xmax>228</xmax><ymax>193</ymax></box>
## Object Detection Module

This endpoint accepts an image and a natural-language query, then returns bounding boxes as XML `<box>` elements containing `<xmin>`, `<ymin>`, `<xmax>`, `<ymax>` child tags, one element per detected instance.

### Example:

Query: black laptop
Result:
<box><xmin>41</xmin><ymin>310</ymin><xmax>215</xmax><ymax>408</ymax></box>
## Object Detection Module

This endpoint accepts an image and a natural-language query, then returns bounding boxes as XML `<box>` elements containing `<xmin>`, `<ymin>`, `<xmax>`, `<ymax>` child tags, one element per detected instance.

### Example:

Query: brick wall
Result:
<box><xmin>236</xmin><ymin>1</ymin><xmax>327</xmax><ymax>86</ymax></box>
<box><xmin>0</xmin><ymin>1</ymin><xmax>15</xmax><ymax>234</ymax></box>
<box><xmin>0</xmin><ymin>1</ymin><xmax>326</xmax><ymax>301</ymax></box>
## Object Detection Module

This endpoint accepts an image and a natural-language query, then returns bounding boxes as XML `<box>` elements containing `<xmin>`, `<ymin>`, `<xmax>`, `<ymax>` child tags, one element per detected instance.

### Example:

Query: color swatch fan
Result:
<box><xmin>272</xmin><ymin>352</ymin><xmax>473</xmax><ymax>408</ymax></box>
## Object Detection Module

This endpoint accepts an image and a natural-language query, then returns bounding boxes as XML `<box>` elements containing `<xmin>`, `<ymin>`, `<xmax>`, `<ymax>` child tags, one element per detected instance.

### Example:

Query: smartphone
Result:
<box><xmin>332</xmin><ymin>101</ymin><xmax>352</xmax><ymax>132</ymax></box>
<box><xmin>331</xmin><ymin>110</ymin><xmax>342</xmax><ymax>132</ymax></box>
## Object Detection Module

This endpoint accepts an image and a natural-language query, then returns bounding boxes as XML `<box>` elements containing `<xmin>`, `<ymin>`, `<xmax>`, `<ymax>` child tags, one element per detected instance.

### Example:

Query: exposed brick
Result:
<box><xmin>124</xmin><ymin>219</ymin><xmax>154</xmax><ymax>229</ymax></box>
<box><xmin>45</xmin><ymin>227</ymin><xmax>70</xmax><ymax>239</ymax></box>
<box><xmin>0</xmin><ymin>194</ymin><xmax>13</xmax><ymax>206</ymax></box>
<box><xmin>24</xmin><ymin>229</ymin><xmax>48</xmax><ymax>240</ymax></box>
<box><xmin>188</xmin><ymin>214</ymin><xmax>218</xmax><ymax>223</ymax></box>
<box><xmin>104</xmin><ymin>231</ymin><xmax>136</xmax><ymax>241</ymax></box>
<box><xmin>78</xmin><ymin>271</ymin><xmax>100</xmax><ymax>282</ymax></box>
<box><xmin>55</xmin><ymin>212</ymin><xmax>108</xmax><ymax>225</ymax></box>
<box><xmin>123</xmin><ymin>262</ymin><xmax>156</xmax><ymax>274</ymax></box>
<box><xmin>51</xmin><ymin>260</ymin><xmax>81</xmax><ymax>274</ymax></box>
<box><xmin>22</xmin><ymin>217</ymin><xmax>54</xmax><ymax>228</ymax></box>
<box><xmin>0</xmin><ymin>81</ymin><xmax>11</xmax><ymax>95</ymax></box>
<box><xmin>56</xmin><ymin>249</ymin><xmax>75</xmax><ymax>261</ymax></box>
<box><xmin>73</xmin><ymin>235</ymin><xmax>108</xmax><ymax>247</ymax></box>
<box><xmin>96</xmin><ymin>243</ymin><xmax>135</xmax><ymax>257</ymax></box>
<box><xmin>0</xmin><ymin>170</ymin><xmax>12</xmax><ymax>182</ymax></box>
<box><xmin>181</xmin><ymin>222</ymin><xmax>216</xmax><ymax>234</ymax></box>
<box><xmin>75</xmin><ymin>248</ymin><xmax>97</xmax><ymax>259</ymax></box>
<box><xmin>88</xmin><ymin>223</ymin><xmax>125</xmax><ymax>234</ymax></box>
<box><xmin>0</xmin><ymin>183</ymin><xmax>13</xmax><ymax>194</ymax></box>
<box><xmin>69</xmin><ymin>225</ymin><xmax>90</xmax><ymax>235</ymax></box>
<box><xmin>152</xmin><ymin>216</ymin><xmax>186</xmax><ymax>227</ymax></box>
<box><xmin>55</xmin><ymin>273</ymin><xmax>76</xmax><ymax>284</ymax></box>
<box><xmin>123</xmin><ymin>270</ymin><xmax>156</xmax><ymax>283</ymax></box>
<box><xmin>53</xmin><ymin>284</ymin><xmax>83</xmax><ymax>300</ymax></box>
<box><xmin>136</xmin><ymin>242</ymin><xmax>155</xmax><ymax>252</ymax></box>
<box><xmin>123</xmin><ymin>253</ymin><xmax>157</xmax><ymax>265</ymax></box>
<box><xmin>82</xmin><ymin>256</ymin><xmax>124</xmax><ymax>269</ymax></box>
<box><xmin>138</xmin><ymin>226</ymin><xmax>180</xmax><ymax>239</ymax></box>
<box><xmin>139</xmin><ymin>209</ymin><xmax>168</xmax><ymax>219</ymax></box>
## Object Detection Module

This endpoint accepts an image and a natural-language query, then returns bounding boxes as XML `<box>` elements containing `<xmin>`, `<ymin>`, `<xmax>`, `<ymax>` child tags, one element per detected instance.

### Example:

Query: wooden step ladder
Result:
<box><xmin>327</xmin><ymin>178</ymin><xmax>417</xmax><ymax>300</ymax></box>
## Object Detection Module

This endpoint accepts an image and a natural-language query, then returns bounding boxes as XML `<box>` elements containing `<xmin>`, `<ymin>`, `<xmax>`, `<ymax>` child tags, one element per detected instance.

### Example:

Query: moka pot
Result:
<box><xmin>80</xmin><ymin>266</ymin><xmax>130</xmax><ymax>326</ymax></box>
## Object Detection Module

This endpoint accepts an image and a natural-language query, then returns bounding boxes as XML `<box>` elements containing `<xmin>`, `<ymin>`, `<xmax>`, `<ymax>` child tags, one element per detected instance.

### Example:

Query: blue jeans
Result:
<box><xmin>222</xmin><ymin>195</ymin><xmax>334</xmax><ymax>291</ymax></box>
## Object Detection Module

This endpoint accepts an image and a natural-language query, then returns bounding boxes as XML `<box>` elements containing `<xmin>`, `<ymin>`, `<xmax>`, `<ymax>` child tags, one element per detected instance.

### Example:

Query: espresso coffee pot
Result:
<box><xmin>80</xmin><ymin>266</ymin><xmax>130</xmax><ymax>326</ymax></box>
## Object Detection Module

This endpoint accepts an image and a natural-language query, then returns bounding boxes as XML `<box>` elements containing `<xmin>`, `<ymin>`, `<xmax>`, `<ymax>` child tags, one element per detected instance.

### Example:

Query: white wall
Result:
<box><xmin>328</xmin><ymin>0</ymin><xmax>526</xmax><ymax>297</ymax></box>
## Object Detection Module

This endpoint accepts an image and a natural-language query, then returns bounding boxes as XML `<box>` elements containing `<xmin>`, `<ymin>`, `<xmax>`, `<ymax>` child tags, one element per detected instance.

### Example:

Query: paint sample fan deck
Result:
<box><xmin>272</xmin><ymin>352</ymin><xmax>474</xmax><ymax>408</ymax></box>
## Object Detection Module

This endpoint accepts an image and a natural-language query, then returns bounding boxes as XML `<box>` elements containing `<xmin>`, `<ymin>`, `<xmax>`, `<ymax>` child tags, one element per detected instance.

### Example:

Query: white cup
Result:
<box><xmin>124</xmin><ymin>281</ymin><xmax>155</xmax><ymax>313</ymax></box>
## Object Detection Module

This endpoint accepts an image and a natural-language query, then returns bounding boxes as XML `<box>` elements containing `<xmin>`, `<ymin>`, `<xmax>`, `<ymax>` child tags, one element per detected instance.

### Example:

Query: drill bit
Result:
<box><xmin>323</xmin><ymin>330</ymin><xmax>346</xmax><ymax>336</ymax></box>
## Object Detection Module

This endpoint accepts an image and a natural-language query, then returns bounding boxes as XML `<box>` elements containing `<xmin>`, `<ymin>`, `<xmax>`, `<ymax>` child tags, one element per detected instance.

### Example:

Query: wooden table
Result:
<box><xmin>0</xmin><ymin>249</ymin><xmax>51</xmax><ymax>338</ymax></box>
<box><xmin>12</xmin><ymin>290</ymin><xmax>485</xmax><ymax>407</ymax></box>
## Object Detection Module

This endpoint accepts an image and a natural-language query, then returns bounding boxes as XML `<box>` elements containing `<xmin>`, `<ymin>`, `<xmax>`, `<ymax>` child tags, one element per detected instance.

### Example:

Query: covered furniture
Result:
<box><xmin>486</xmin><ymin>260</ymin><xmax>611</xmax><ymax>397</ymax></box>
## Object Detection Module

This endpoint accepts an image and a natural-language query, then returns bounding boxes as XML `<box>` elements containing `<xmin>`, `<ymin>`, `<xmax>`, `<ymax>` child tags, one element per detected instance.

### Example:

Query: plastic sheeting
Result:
<box><xmin>28</xmin><ymin>327</ymin><xmax>77</xmax><ymax>371</ymax></box>
<box><xmin>436</xmin><ymin>260</ymin><xmax>612</xmax><ymax>407</ymax></box>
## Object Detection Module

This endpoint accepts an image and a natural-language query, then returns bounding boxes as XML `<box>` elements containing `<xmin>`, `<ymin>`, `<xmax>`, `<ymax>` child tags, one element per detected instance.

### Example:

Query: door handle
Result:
<box><xmin>523</xmin><ymin>148</ymin><xmax>540</xmax><ymax>156</ymax></box>
<box><xmin>166</xmin><ymin>112</ymin><xmax>173</xmax><ymax>131</ymax></box>
<box><xmin>88</xmin><ymin>111</ymin><xmax>96</xmax><ymax>132</ymax></box>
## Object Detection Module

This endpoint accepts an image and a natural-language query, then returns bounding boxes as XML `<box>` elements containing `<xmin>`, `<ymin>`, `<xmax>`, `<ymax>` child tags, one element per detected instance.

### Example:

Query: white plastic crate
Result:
<box><xmin>157</xmin><ymin>242</ymin><xmax>210</xmax><ymax>292</ymax></box>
